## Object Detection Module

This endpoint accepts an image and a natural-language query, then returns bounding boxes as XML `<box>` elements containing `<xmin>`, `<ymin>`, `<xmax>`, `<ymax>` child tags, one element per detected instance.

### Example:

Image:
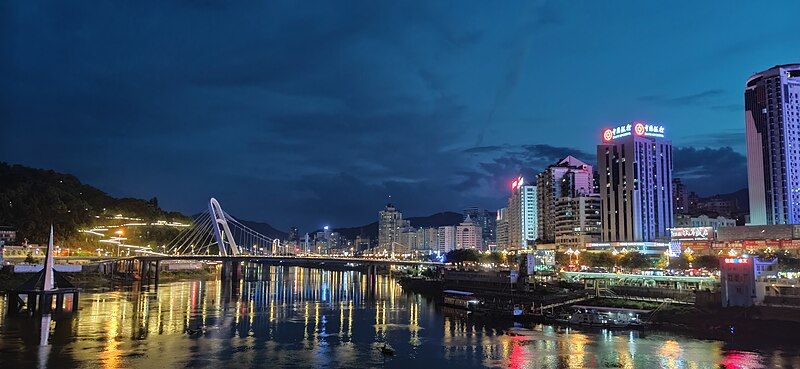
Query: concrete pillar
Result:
<box><xmin>71</xmin><ymin>292</ymin><xmax>80</xmax><ymax>312</ymax></box>
<box><xmin>8</xmin><ymin>293</ymin><xmax>18</xmax><ymax>313</ymax></box>
<box><xmin>28</xmin><ymin>294</ymin><xmax>37</xmax><ymax>314</ymax></box>
<box><xmin>39</xmin><ymin>294</ymin><xmax>52</xmax><ymax>314</ymax></box>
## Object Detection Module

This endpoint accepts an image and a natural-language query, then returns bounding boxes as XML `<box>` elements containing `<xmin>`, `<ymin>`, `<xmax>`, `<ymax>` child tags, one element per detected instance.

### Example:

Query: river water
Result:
<box><xmin>0</xmin><ymin>266</ymin><xmax>798</xmax><ymax>368</ymax></box>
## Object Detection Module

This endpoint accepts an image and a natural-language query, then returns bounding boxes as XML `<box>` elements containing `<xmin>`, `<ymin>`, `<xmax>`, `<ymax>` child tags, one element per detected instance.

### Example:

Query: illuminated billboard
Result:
<box><xmin>602</xmin><ymin>122</ymin><xmax>665</xmax><ymax>142</ymax></box>
<box><xmin>670</xmin><ymin>227</ymin><xmax>713</xmax><ymax>241</ymax></box>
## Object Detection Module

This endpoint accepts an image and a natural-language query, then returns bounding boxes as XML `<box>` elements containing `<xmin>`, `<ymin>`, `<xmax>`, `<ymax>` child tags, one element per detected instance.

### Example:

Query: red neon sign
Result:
<box><xmin>634</xmin><ymin>122</ymin><xmax>646</xmax><ymax>136</ymax></box>
<box><xmin>724</xmin><ymin>258</ymin><xmax>749</xmax><ymax>264</ymax></box>
<box><xmin>602</xmin><ymin>129</ymin><xmax>613</xmax><ymax>142</ymax></box>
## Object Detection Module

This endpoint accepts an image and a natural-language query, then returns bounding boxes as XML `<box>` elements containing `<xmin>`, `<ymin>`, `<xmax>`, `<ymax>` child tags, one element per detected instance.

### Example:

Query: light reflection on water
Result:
<box><xmin>0</xmin><ymin>266</ymin><xmax>798</xmax><ymax>368</ymax></box>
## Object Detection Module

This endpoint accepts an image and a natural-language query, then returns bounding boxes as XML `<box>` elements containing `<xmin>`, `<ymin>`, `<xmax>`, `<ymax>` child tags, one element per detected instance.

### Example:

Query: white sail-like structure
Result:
<box><xmin>43</xmin><ymin>225</ymin><xmax>55</xmax><ymax>291</ymax></box>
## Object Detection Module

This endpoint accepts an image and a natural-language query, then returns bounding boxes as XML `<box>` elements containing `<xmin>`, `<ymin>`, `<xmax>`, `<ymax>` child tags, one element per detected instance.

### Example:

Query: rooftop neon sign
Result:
<box><xmin>724</xmin><ymin>258</ymin><xmax>749</xmax><ymax>264</ymax></box>
<box><xmin>602</xmin><ymin>122</ymin><xmax>665</xmax><ymax>142</ymax></box>
<box><xmin>511</xmin><ymin>176</ymin><xmax>524</xmax><ymax>190</ymax></box>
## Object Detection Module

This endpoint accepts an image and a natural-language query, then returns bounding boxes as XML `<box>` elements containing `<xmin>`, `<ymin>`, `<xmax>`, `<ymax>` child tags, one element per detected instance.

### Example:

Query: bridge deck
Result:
<box><xmin>121</xmin><ymin>255</ymin><xmax>443</xmax><ymax>267</ymax></box>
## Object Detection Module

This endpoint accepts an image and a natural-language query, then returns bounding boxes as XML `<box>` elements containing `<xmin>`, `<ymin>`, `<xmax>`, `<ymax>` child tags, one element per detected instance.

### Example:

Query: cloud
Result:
<box><xmin>680</xmin><ymin>130</ymin><xmax>745</xmax><ymax>150</ymax></box>
<box><xmin>456</xmin><ymin>144</ymin><xmax>594</xmax><ymax>198</ymax></box>
<box><xmin>672</xmin><ymin>146</ymin><xmax>747</xmax><ymax>195</ymax></box>
<box><xmin>639</xmin><ymin>89</ymin><xmax>725</xmax><ymax>107</ymax></box>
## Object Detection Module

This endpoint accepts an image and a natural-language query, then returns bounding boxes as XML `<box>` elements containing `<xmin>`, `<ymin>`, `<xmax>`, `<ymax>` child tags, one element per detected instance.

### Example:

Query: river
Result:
<box><xmin>0</xmin><ymin>266</ymin><xmax>798</xmax><ymax>368</ymax></box>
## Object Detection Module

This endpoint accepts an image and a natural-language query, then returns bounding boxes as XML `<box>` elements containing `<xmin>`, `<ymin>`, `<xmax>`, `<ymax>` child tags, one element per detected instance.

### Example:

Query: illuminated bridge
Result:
<box><xmin>98</xmin><ymin>198</ymin><xmax>442</xmax><ymax>281</ymax></box>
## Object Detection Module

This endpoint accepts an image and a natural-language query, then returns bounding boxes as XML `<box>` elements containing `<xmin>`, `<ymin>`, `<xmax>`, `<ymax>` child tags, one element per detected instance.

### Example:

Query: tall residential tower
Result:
<box><xmin>536</xmin><ymin>156</ymin><xmax>594</xmax><ymax>243</ymax></box>
<box><xmin>745</xmin><ymin>64</ymin><xmax>800</xmax><ymax>225</ymax></box>
<box><xmin>378</xmin><ymin>203</ymin><xmax>403</xmax><ymax>253</ymax></box>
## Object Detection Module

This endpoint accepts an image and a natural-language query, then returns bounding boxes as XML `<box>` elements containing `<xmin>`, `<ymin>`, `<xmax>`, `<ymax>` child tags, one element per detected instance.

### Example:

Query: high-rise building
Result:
<box><xmin>288</xmin><ymin>226</ymin><xmax>299</xmax><ymax>243</ymax></box>
<box><xmin>554</xmin><ymin>195</ymin><xmax>601</xmax><ymax>249</ymax></box>
<box><xmin>378</xmin><ymin>203</ymin><xmax>403</xmax><ymax>253</ymax></box>
<box><xmin>415</xmin><ymin>227</ymin><xmax>438</xmax><ymax>252</ymax></box>
<box><xmin>598</xmin><ymin>122</ymin><xmax>674</xmax><ymax>242</ymax></box>
<box><xmin>397</xmin><ymin>226</ymin><xmax>417</xmax><ymax>254</ymax></box>
<box><xmin>495</xmin><ymin>207</ymin><xmax>509</xmax><ymax>250</ymax></box>
<box><xmin>536</xmin><ymin>156</ymin><xmax>594</xmax><ymax>243</ymax></box>
<box><xmin>436</xmin><ymin>226</ymin><xmax>456</xmax><ymax>253</ymax></box>
<box><xmin>745</xmin><ymin>64</ymin><xmax>800</xmax><ymax>225</ymax></box>
<box><xmin>672</xmin><ymin>178</ymin><xmax>689</xmax><ymax>216</ymax></box>
<box><xmin>463</xmin><ymin>207</ymin><xmax>497</xmax><ymax>245</ymax></box>
<box><xmin>355</xmin><ymin>235</ymin><xmax>371</xmax><ymax>253</ymax></box>
<box><xmin>507</xmin><ymin>176</ymin><xmax>538</xmax><ymax>249</ymax></box>
<box><xmin>455</xmin><ymin>215</ymin><xmax>482</xmax><ymax>250</ymax></box>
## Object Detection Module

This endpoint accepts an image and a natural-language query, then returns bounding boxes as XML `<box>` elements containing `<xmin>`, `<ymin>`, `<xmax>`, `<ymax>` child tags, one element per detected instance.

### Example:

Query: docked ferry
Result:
<box><xmin>554</xmin><ymin>305</ymin><xmax>650</xmax><ymax>328</ymax></box>
<box><xmin>442</xmin><ymin>290</ymin><xmax>481</xmax><ymax>311</ymax></box>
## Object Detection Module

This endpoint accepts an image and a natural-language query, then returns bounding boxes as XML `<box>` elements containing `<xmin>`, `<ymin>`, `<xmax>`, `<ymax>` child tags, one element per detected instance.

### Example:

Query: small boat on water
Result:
<box><xmin>505</xmin><ymin>327</ymin><xmax>539</xmax><ymax>337</ymax></box>
<box><xmin>378</xmin><ymin>344</ymin><xmax>395</xmax><ymax>356</ymax></box>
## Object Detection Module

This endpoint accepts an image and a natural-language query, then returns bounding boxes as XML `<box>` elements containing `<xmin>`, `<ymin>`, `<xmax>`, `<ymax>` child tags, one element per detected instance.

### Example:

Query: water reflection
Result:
<box><xmin>0</xmin><ymin>266</ymin><xmax>799</xmax><ymax>368</ymax></box>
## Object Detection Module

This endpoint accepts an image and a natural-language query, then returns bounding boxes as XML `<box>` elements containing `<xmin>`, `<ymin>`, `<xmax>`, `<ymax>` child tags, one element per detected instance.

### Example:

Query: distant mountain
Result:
<box><xmin>239</xmin><ymin>219</ymin><xmax>288</xmax><ymax>240</ymax></box>
<box><xmin>322</xmin><ymin>211</ymin><xmax>465</xmax><ymax>240</ymax></box>
<box><xmin>708</xmin><ymin>188</ymin><xmax>749</xmax><ymax>212</ymax></box>
<box><xmin>408</xmin><ymin>211</ymin><xmax>465</xmax><ymax>228</ymax></box>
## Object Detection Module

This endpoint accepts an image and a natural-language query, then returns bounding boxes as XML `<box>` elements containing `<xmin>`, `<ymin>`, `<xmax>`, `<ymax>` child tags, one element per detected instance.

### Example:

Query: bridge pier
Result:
<box><xmin>221</xmin><ymin>260</ymin><xmax>242</xmax><ymax>281</ymax></box>
<box><xmin>136</xmin><ymin>259</ymin><xmax>161</xmax><ymax>287</ymax></box>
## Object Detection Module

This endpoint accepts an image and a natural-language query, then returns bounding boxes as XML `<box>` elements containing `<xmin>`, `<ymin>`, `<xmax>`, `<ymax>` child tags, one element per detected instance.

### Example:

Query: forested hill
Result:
<box><xmin>0</xmin><ymin>162</ymin><xmax>188</xmax><ymax>243</ymax></box>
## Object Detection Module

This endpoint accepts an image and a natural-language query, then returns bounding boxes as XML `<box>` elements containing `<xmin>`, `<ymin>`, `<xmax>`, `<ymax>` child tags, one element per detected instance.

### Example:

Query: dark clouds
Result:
<box><xmin>671</xmin><ymin>146</ymin><xmax>748</xmax><ymax>195</ymax></box>
<box><xmin>1</xmin><ymin>1</ymin><xmax>796</xmax><ymax>231</ymax></box>
<box><xmin>639</xmin><ymin>89</ymin><xmax>725</xmax><ymax>107</ymax></box>
<box><xmin>461</xmin><ymin>145</ymin><xmax>748</xmax><ymax>198</ymax></box>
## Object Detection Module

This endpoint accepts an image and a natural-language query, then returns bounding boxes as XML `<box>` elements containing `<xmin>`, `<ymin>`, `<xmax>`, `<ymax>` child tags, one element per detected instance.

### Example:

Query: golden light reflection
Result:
<box><xmin>0</xmin><ymin>266</ymin><xmax>769</xmax><ymax>369</ymax></box>
<box><xmin>659</xmin><ymin>339</ymin><xmax>684</xmax><ymax>369</ymax></box>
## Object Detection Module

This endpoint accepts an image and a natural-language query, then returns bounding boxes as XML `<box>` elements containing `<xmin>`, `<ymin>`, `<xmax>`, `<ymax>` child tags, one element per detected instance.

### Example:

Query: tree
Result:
<box><xmin>24</xmin><ymin>252</ymin><xmax>36</xmax><ymax>264</ymax></box>
<box><xmin>445</xmin><ymin>249</ymin><xmax>481</xmax><ymax>264</ymax></box>
<box><xmin>619</xmin><ymin>252</ymin><xmax>651</xmax><ymax>269</ymax></box>
<box><xmin>485</xmin><ymin>252</ymin><xmax>507</xmax><ymax>265</ymax></box>
<box><xmin>694</xmin><ymin>255</ymin><xmax>719</xmax><ymax>270</ymax></box>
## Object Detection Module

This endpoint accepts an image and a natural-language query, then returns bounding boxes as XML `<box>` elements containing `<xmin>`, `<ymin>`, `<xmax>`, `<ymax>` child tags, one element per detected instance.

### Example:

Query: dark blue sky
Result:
<box><xmin>2</xmin><ymin>1</ymin><xmax>798</xmax><ymax>231</ymax></box>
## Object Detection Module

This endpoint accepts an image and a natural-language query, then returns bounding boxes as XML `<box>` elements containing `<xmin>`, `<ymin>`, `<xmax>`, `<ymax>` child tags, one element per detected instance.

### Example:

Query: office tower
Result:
<box><xmin>455</xmin><ymin>215</ymin><xmax>482</xmax><ymax>250</ymax></box>
<box><xmin>507</xmin><ymin>176</ymin><xmax>538</xmax><ymax>249</ymax></box>
<box><xmin>598</xmin><ymin>122</ymin><xmax>673</xmax><ymax>241</ymax></box>
<box><xmin>463</xmin><ymin>207</ymin><xmax>497</xmax><ymax>244</ymax></box>
<box><xmin>745</xmin><ymin>64</ymin><xmax>800</xmax><ymax>225</ymax></box>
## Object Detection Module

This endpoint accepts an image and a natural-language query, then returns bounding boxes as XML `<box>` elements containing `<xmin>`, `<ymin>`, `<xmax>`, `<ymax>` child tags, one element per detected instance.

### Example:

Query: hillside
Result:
<box><xmin>240</xmin><ymin>219</ymin><xmax>288</xmax><ymax>240</ymax></box>
<box><xmin>0</xmin><ymin>162</ymin><xmax>188</xmax><ymax>243</ymax></box>
<box><xmin>326</xmin><ymin>211</ymin><xmax>465</xmax><ymax>240</ymax></box>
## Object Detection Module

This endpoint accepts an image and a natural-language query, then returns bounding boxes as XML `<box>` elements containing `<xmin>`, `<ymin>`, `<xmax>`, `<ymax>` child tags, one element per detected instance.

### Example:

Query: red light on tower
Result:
<box><xmin>602</xmin><ymin>129</ymin><xmax>613</xmax><ymax>142</ymax></box>
<box><xmin>634</xmin><ymin>122</ymin><xmax>646</xmax><ymax>136</ymax></box>
<box><xmin>511</xmin><ymin>176</ymin><xmax>524</xmax><ymax>190</ymax></box>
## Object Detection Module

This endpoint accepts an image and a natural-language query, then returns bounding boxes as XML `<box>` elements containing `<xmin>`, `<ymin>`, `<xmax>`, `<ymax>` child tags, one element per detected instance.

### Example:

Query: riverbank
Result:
<box><xmin>0</xmin><ymin>267</ymin><xmax>217</xmax><ymax>292</ymax></box>
<box><xmin>396</xmin><ymin>276</ymin><xmax>800</xmax><ymax>343</ymax></box>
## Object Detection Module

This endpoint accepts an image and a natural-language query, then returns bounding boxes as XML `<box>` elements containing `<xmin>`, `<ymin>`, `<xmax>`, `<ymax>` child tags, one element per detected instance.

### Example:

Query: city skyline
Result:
<box><xmin>2</xmin><ymin>2</ymin><xmax>799</xmax><ymax>230</ymax></box>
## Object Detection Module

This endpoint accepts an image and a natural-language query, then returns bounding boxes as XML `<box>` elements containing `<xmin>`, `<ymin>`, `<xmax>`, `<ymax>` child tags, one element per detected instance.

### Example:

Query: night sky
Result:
<box><xmin>2</xmin><ymin>2</ymin><xmax>799</xmax><ymax>231</ymax></box>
